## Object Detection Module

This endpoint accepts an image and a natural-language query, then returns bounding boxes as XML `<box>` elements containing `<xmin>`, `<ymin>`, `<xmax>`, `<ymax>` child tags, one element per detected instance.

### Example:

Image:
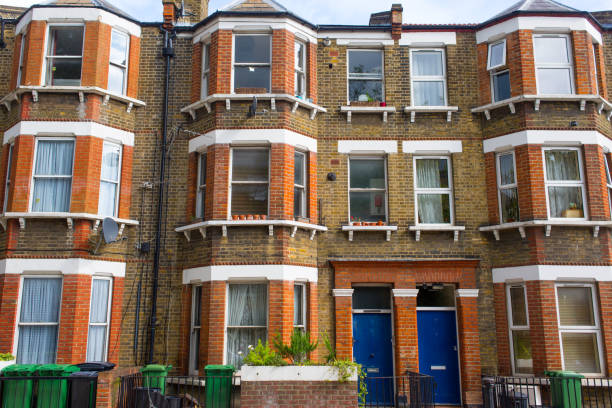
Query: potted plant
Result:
<box><xmin>377</xmin><ymin>220</ymin><xmax>385</xmax><ymax>226</ymax></box>
<box><xmin>239</xmin><ymin>214</ymin><xmax>246</xmax><ymax>220</ymax></box>
<box><xmin>562</xmin><ymin>203</ymin><xmax>583</xmax><ymax>218</ymax></box>
<box><xmin>235</xmin><ymin>87</ymin><xmax>268</xmax><ymax>94</ymax></box>
<box><xmin>232</xmin><ymin>215</ymin><xmax>239</xmax><ymax>220</ymax></box>
<box><xmin>0</xmin><ymin>353</ymin><xmax>15</xmax><ymax>371</ymax></box>
<box><xmin>350</xmin><ymin>93</ymin><xmax>381</xmax><ymax>107</ymax></box>
<box><xmin>247</xmin><ymin>214</ymin><xmax>254</xmax><ymax>220</ymax></box>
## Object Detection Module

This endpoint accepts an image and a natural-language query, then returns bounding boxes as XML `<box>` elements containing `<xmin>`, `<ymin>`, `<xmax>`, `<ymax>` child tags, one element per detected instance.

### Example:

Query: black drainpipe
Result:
<box><xmin>148</xmin><ymin>27</ymin><xmax>175</xmax><ymax>364</ymax></box>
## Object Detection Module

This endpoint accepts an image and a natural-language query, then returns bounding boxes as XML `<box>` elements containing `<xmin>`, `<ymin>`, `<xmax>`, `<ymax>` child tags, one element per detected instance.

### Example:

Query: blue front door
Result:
<box><xmin>353</xmin><ymin>313</ymin><xmax>394</xmax><ymax>405</ymax></box>
<box><xmin>417</xmin><ymin>310</ymin><xmax>461</xmax><ymax>405</ymax></box>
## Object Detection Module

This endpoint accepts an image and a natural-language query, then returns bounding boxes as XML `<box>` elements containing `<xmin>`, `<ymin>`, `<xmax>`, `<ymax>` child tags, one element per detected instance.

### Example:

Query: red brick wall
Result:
<box><xmin>118</xmin><ymin>145</ymin><xmax>133</xmax><ymax>219</ymax></box>
<box><xmin>456</xmin><ymin>296</ymin><xmax>482</xmax><ymax>405</ymax></box>
<box><xmin>10</xmin><ymin>34</ymin><xmax>22</xmax><ymax>90</ymax></box>
<box><xmin>308</xmin><ymin>152</ymin><xmax>318</xmax><ymax>222</ymax></box>
<box><xmin>269</xmin><ymin>280</ymin><xmax>294</xmax><ymax>345</ymax></box>
<box><xmin>485</xmin><ymin>152</ymin><xmax>500</xmax><ymax>224</ymax></box>
<box><xmin>22</xmin><ymin>21</ymin><xmax>46</xmax><ymax>86</ymax></box>
<box><xmin>515</xmin><ymin>144</ymin><xmax>546</xmax><ymax>220</ymax></box>
<box><xmin>205</xmin><ymin>144</ymin><xmax>229</xmax><ymax>220</ymax></box>
<box><xmin>584</xmin><ymin>144</ymin><xmax>610</xmax><ymax>221</ymax></box>
<box><xmin>334</xmin><ymin>295</ymin><xmax>352</xmax><ymax>360</ymax></box>
<box><xmin>506</xmin><ymin>30</ymin><xmax>537</xmax><ymax>96</ymax></box>
<box><xmin>271</xmin><ymin>30</ymin><xmax>295</xmax><ymax>94</ymax></box>
<box><xmin>11</xmin><ymin>135</ymin><xmax>35</xmax><ymax>212</ymax></box>
<box><xmin>307</xmin><ymin>42</ymin><xmax>318</xmax><ymax>103</ymax></box>
<box><xmin>71</xmin><ymin>136</ymin><xmax>103</xmax><ymax>214</ymax></box>
<box><xmin>82</xmin><ymin>22</ymin><xmax>112</xmax><ymax>89</ymax></box>
<box><xmin>206</xmin><ymin>281</ymin><xmax>226</xmax><ymax>365</ymax></box>
<box><xmin>126</xmin><ymin>36</ymin><xmax>140</xmax><ymax>99</ymax></box>
<box><xmin>594</xmin><ymin>44</ymin><xmax>608</xmax><ymax>99</ymax></box>
<box><xmin>57</xmin><ymin>274</ymin><xmax>92</xmax><ymax>363</ymax></box>
<box><xmin>572</xmin><ymin>31</ymin><xmax>597</xmax><ymax>95</ymax></box>
<box><xmin>0</xmin><ymin>274</ymin><xmax>20</xmax><ymax>354</ymax></box>
<box><xmin>191</xmin><ymin>42</ymin><xmax>203</xmax><ymax>103</ymax></box>
<box><xmin>240</xmin><ymin>380</ymin><xmax>358</xmax><ymax>408</ymax></box>
<box><xmin>526</xmin><ymin>280</ymin><xmax>562</xmax><ymax>375</ymax></box>
<box><xmin>477</xmin><ymin>42</ymin><xmax>491</xmax><ymax>106</ymax></box>
<box><xmin>493</xmin><ymin>283</ymin><xmax>512</xmax><ymax>375</ymax></box>
<box><xmin>210</xmin><ymin>30</ymin><xmax>232</xmax><ymax>95</ymax></box>
<box><xmin>269</xmin><ymin>144</ymin><xmax>294</xmax><ymax>220</ymax></box>
<box><xmin>187</xmin><ymin>152</ymin><xmax>198</xmax><ymax>220</ymax></box>
<box><xmin>393</xmin><ymin>296</ymin><xmax>418</xmax><ymax>375</ymax></box>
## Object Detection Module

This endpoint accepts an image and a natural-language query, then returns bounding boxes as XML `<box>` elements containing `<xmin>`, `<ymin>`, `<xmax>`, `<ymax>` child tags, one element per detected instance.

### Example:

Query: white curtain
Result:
<box><xmin>227</xmin><ymin>284</ymin><xmax>267</xmax><ymax>367</ymax></box>
<box><xmin>546</xmin><ymin>151</ymin><xmax>580</xmax><ymax>181</ymax></box>
<box><xmin>32</xmin><ymin>140</ymin><xmax>74</xmax><ymax>212</ymax></box>
<box><xmin>87</xmin><ymin>279</ymin><xmax>110</xmax><ymax>361</ymax></box>
<box><xmin>17</xmin><ymin>278</ymin><xmax>62</xmax><ymax>364</ymax></box>
<box><xmin>412</xmin><ymin>51</ymin><xmax>444</xmax><ymax>106</ymax></box>
<box><xmin>417</xmin><ymin>159</ymin><xmax>449</xmax><ymax>224</ymax></box>
<box><xmin>98</xmin><ymin>144</ymin><xmax>121</xmax><ymax>217</ymax></box>
<box><xmin>413</xmin><ymin>81</ymin><xmax>444</xmax><ymax>106</ymax></box>
<box><xmin>413</xmin><ymin>51</ymin><xmax>443</xmax><ymax>76</ymax></box>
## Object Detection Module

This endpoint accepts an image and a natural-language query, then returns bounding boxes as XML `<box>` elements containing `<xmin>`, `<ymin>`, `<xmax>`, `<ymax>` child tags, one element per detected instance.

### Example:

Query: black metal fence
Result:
<box><xmin>483</xmin><ymin>376</ymin><xmax>612</xmax><ymax>408</ymax></box>
<box><xmin>0</xmin><ymin>374</ymin><xmax>98</xmax><ymax>408</ymax></box>
<box><xmin>360</xmin><ymin>371</ymin><xmax>436</xmax><ymax>408</ymax></box>
<box><xmin>117</xmin><ymin>372</ymin><xmax>240</xmax><ymax>408</ymax></box>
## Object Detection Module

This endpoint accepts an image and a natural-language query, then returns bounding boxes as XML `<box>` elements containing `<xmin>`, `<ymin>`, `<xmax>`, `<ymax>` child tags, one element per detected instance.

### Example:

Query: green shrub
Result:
<box><xmin>243</xmin><ymin>339</ymin><xmax>286</xmax><ymax>366</ymax></box>
<box><xmin>0</xmin><ymin>353</ymin><xmax>15</xmax><ymax>361</ymax></box>
<box><xmin>273</xmin><ymin>329</ymin><xmax>318</xmax><ymax>365</ymax></box>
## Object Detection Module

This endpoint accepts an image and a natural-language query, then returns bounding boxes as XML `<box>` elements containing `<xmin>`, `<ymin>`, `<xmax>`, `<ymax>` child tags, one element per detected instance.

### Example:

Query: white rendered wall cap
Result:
<box><xmin>392</xmin><ymin>289</ymin><xmax>419</xmax><ymax>297</ymax></box>
<box><xmin>0</xmin><ymin>258</ymin><xmax>126</xmax><ymax>278</ymax></box>
<box><xmin>16</xmin><ymin>7</ymin><xmax>141</xmax><ymax>38</ymax></box>
<box><xmin>4</xmin><ymin>121</ymin><xmax>135</xmax><ymax>147</ymax></box>
<box><xmin>189</xmin><ymin>129</ymin><xmax>317</xmax><ymax>153</ymax></box>
<box><xmin>338</xmin><ymin>140</ymin><xmax>397</xmax><ymax>154</ymax></box>
<box><xmin>492</xmin><ymin>265</ymin><xmax>612</xmax><ymax>283</ymax></box>
<box><xmin>332</xmin><ymin>288</ymin><xmax>354</xmax><ymax>297</ymax></box>
<box><xmin>336</xmin><ymin>39</ymin><xmax>394</xmax><ymax>46</ymax></box>
<box><xmin>399</xmin><ymin>32</ymin><xmax>457</xmax><ymax>46</ymax></box>
<box><xmin>403</xmin><ymin>140</ymin><xmax>463</xmax><ymax>154</ymax></box>
<box><xmin>483</xmin><ymin>130</ymin><xmax>612</xmax><ymax>153</ymax></box>
<box><xmin>192</xmin><ymin>17</ymin><xmax>318</xmax><ymax>44</ymax></box>
<box><xmin>456</xmin><ymin>289</ymin><xmax>479</xmax><ymax>297</ymax></box>
<box><xmin>182</xmin><ymin>264</ymin><xmax>318</xmax><ymax>284</ymax></box>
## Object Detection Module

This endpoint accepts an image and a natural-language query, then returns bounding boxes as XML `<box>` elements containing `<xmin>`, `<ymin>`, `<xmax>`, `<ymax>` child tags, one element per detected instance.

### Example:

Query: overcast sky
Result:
<box><xmin>3</xmin><ymin>0</ymin><xmax>610</xmax><ymax>24</ymax></box>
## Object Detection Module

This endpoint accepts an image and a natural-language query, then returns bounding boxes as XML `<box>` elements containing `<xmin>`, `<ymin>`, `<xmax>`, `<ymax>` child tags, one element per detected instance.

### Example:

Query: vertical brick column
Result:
<box><xmin>206</xmin><ymin>281</ymin><xmax>226</xmax><ymax>365</ymax></box>
<box><xmin>210</xmin><ymin>30</ymin><xmax>232</xmax><ymax>95</ymax></box>
<box><xmin>485</xmin><ymin>152</ymin><xmax>500</xmax><ymax>225</ymax></box>
<box><xmin>308</xmin><ymin>152</ymin><xmax>318</xmax><ymax>222</ymax></box>
<box><xmin>106</xmin><ymin>276</ymin><xmax>124</xmax><ymax>365</ymax></box>
<box><xmin>271</xmin><ymin>29</ymin><xmax>294</xmax><ymax>94</ymax></box>
<box><xmin>392</xmin><ymin>289</ymin><xmax>418</xmax><ymax>376</ymax></box>
<box><xmin>594</xmin><ymin>44</ymin><xmax>608</xmax><ymax>99</ymax></box>
<box><xmin>57</xmin><ymin>274</ymin><xmax>92</xmax><ymax>364</ymax></box>
<box><xmin>526</xmin><ymin>281</ymin><xmax>562</xmax><ymax>375</ymax></box>
<box><xmin>0</xmin><ymin>274</ymin><xmax>20</xmax><ymax>354</ymax></box>
<box><xmin>456</xmin><ymin>290</ymin><xmax>482</xmax><ymax>406</ymax></box>
<box><xmin>515</xmin><ymin>144</ymin><xmax>547</xmax><ymax>220</ymax></box>
<box><xmin>597</xmin><ymin>282</ymin><xmax>612</xmax><ymax>375</ymax></box>
<box><xmin>186</xmin><ymin>152</ymin><xmax>198</xmax><ymax>220</ymax></box>
<box><xmin>308</xmin><ymin>282</ymin><xmax>319</xmax><ymax>361</ymax></box>
<box><xmin>333</xmin><ymin>289</ymin><xmax>353</xmax><ymax>360</ymax></box>
<box><xmin>82</xmin><ymin>22</ymin><xmax>111</xmax><ymax>89</ymax></box>
<box><xmin>23</xmin><ymin>21</ymin><xmax>46</xmax><ymax>86</ymax></box>
<box><xmin>179</xmin><ymin>285</ymin><xmax>192</xmax><ymax>374</ymax></box>
<box><xmin>307</xmin><ymin>42</ymin><xmax>318</xmax><ymax>103</ymax></box>
<box><xmin>206</xmin><ymin>144</ymin><xmax>230</xmax><ymax>220</ymax></box>
<box><xmin>584</xmin><ymin>144</ymin><xmax>610</xmax><ymax>221</ymax></box>
<box><xmin>9</xmin><ymin>33</ymin><xmax>22</xmax><ymax>90</ymax></box>
<box><xmin>126</xmin><ymin>36</ymin><xmax>141</xmax><ymax>99</ymax></box>
<box><xmin>477</xmin><ymin>43</ymin><xmax>491</xmax><ymax>106</ymax></box>
<box><xmin>493</xmin><ymin>283</ymin><xmax>512</xmax><ymax>375</ymax></box>
<box><xmin>11</xmin><ymin>135</ymin><xmax>35</xmax><ymax>212</ymax></box>
<box><xmin>71</xmin><ymin>136</ymin><xmax>103</xmax><ymax>214</ymax></box>
<box><xmin>572</xmin><ymin>31</ymin><xmax>597</xmax><ymax>95</ymax></box>
<box><xmin>0</xmin><ymin>144</ymin><xmax>12</xmax><ymax>212</ymax></box>
<box><xmin>269</xmin><ymin>144</ymin><xmax>294</xmax><ymax>220</ymax></box>
<box><xmin>507</xmin><ymin>30</ymin><xmax>536</xmax><ymax>96</ymax></box>
<box><xmin>268</xmin><ymin>280</ymin><xmax>294</xmax><ymax>346</ymax></box>
<box><xmin>199</xmin><ymin>282</ymin><xmax>210</xmax><ymax>369</ymax></box>
<box><xmin>118</xmin><ymin>145</ymin><xmax>133</xmax><ymax>220</ymax></box>
<box><xmin>191</xmin><ymin>42</ymin><xmax>203</xmax><ymax>103</ymax></box>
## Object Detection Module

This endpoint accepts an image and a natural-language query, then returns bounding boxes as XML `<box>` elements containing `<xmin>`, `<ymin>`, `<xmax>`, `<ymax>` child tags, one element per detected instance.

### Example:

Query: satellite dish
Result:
<box><xmin>102</xmin><ymin>218</ymin><xmax>119</xmax><ymax>244</ymax></box>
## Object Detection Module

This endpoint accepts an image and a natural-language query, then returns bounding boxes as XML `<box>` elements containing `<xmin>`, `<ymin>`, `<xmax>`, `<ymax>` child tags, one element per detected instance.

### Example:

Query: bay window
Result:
<box><xmin>348</xmin><ymin>50</ymin><xmax>383</xmax><ymax>102</ymax></box>
<box><xmin>414</xmin><ymin>157</ymin><xmax>453</xmax><ymax>224</ymax></box>
<box><xmin>196</xmin><ymin>152</ymin><xmax>206</xmax><ymax>219</ymax></box>
<box><xmin>230</xmin><ymin>148</ymin><xmax>269</xmax><ymax>216</ymax></box>
<box><xmin>45</xmin><ymin>26</ymin><xmax>84</xmax><ymax>86</ymax></box>
<box><xmin>534</xmin><ymin>34</ymin><xmax>574</xmax><ymax>95</ymax></box>
<box><xmin>98</xmin><ymin>142</ymin><xmax>122</xmax><ymax>217</ymax></box>
<box><xmin>233</xmin><ymin>35</ymin><xmax>271</xmax><ymax>93</ymax></box>
<box><xmin>226</xmin><ymin>283</ymin><xmax>267</xmax><ymax>367</ymax></box>
<box><xmin>507</xmin><ymin>284</ymin><xmax>533</xmax><ymax>375</ymax></box>
<box><xmin>497</xmin><ymin>151</ymin><xmax>519</xmax><ymax>223</ymax></box>
<box><xmin>86</xmin><ymin>278</ymin><xmax>112</xmax><ymax>362</ymax></box>
<box><xmin>295</xmin><ymin>41</ymin><xmax>306</xmax><ymax>98</ymax></box>
<box><xmin>17</xmin><ymin>277</ymin><xmax>62</xmax><ymax>364</ymax></box>
<box><xmin>487</xmin><ymin>39</ymin><xmax>506</xmax><ymax>70</ymax></box>
<box><xmin>294</xmin><ymin>283</ymin><xmax>306</xmax><ymax>331</ymax></box>
<box><xmin>189</xmin><ymin>285</ymin><xmax>202</xmax><ymax>374</ymax></box>
<box><xmin>543</xmin><ymin>148</ymin><xmax>587</xmax><ymax>219</ymax></box>
<box><xmin>201</xmin><ymin>43</ymin><xmax>210</xmax><ymax>99</ymax></box>
<box><xmin>410</xmin><ymin>49</ymin><xmax>447</xmax><ymax>106</ymax></box>
<box><xmin>605</xmin><ymin>153</ymin><xmax>612</xmax><ymax>216</ymax></box>
<box><xmin>108</xmin><ymin>30</ymin><xmax>129</xmax><ymax>95</ymax></box>
<box><xmin>491</xmin><ymin>70</ymin><xmax>511</xmax><ymax>102</ymax></box>
<box><xmin>294</xmin><ymin>151</ymin><xmax>306</xmax><ymax>219</ymax></box>
<box><xmin>349</xmin><ymin>157</ymin><xmax>387</xmax><ymax>223</ymax></box>
<box><xmin>17</xmin><ymin>34</ymin><xmax>26</xmax><ymax>86</ymax></box>
<box><xmin>4</xmin><ymin>143</ymin><xmax>13</xmax><ymax>213</ymax></box>
<box><xmin>556</xmin><ymin>284</ymin><xmax>603</xmax><ymax>375</ymax></box>
<box><xmin>31</xmin><ymin>138</ymin><xmax>75</xmax><ymax>212</ymax></box>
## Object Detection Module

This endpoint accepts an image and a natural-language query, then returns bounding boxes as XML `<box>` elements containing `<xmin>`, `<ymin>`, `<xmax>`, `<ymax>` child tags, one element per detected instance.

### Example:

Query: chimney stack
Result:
<box><xmin>162</xmin><ymin>0</ymin><xmax>209</xmax><ymax>27</ymax></box>
<box><xmin>182</xmin><ymin>0</ymin><xmax>209</xmax><ymax>23</ymax></box>
<box><xmin>391</xmin><ymin>3</ymin><xmax>403</xmax><ymax>40</ymax></box>
<box><xmin>162</xmin><ymin>0</ymin><xmax>179</xmax><ymax>29</ymax></box>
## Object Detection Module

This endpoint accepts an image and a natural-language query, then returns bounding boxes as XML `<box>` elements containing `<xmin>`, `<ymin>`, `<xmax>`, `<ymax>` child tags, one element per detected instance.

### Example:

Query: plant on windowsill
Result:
<box><xmin>350</xmin><ymin>92</ymin><xmax>381</xmax><ymax>107</ymax></box>
<box><xmin>235</xmin><ymin>87</ymin><xmax>268</xmax><ymax>94</ymax></box>
<box><xmin>562</xmin><ymin>202</ymin><xmax>583</xmax><ymax>218</ymax></box>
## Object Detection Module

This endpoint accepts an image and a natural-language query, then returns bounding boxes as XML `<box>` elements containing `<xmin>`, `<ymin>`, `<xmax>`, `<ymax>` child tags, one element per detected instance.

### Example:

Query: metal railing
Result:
<box><xmin>483</xmin><ymin>376</ymin><xmax>612</xmax><ymax>408</ymax></box>
<box><xmin>360</xmin><ymin>371</ymin><xmax>436</xmax><ymax>408</ymax></box>
<box><xmin>0</xmin><ymin>375</ymin><xmax>98</xmax><ymax>407</ymax></box>
<box><xmin>117</xmin><ymin>372</ymin><xmax>240</xmax><ymax>408</ymax></box>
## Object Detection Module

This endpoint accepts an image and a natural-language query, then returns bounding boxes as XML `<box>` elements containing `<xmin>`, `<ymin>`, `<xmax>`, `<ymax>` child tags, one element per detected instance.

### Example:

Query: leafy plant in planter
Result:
<box><xmin>273</xmin><ymin>329</ymin><xmax>318</xmax><ymax>365</ymax></box>
<box><xmin>243</xmin><ymin>340</ymin><xmax>286</xmax><ymax>366</ymax></box>
<box><xmin>322</xmin><ymin>332</ymin><xmax>367</xmax><ymax>406</ymax></box>
<box><xmin>0</xmin><ymin>353</ymin><xmax>14</xmax><ymax>361</ymax></box>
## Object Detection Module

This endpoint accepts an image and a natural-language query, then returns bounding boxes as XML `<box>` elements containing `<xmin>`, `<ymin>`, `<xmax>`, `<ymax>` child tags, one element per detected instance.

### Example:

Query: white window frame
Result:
<box><xmin>409</xmin><ymin>48</ymin><xmax>448</xmax><ymax>107</ymax></box>
<box><xmin>487</xmin><ymin>39</ymin><xmax>507</xmax><ymax>70</ymax></box>
<box><xmin>506</xmin><ymin>284</ymin><xmax>531</xmax><ymax>376</ymax></box>
<box><xmin>98</xmin><ymin>141</ymin><xmax>122</xmax><ymax>217</ymax></box>
<box><xmin>294</xmin><ymin>150</ymin><xmax>307</xmax><ymax>219</ymax></box>
<box><xmin>295</xmin><ymin>40</ymin><xmax>307</xmax><ymax>98</ymax></box>
<box><xmin>228</xmin><ymin>147</ymin><xmax>270</xmax><ymax>218</ymax></box>
<box><xmin>196</xmin><ymin>151</ymin><xmax>206</xmax><ymax>219</ymax></box>
<box><xmin>108</xmin><ymin>29</ymin><xmax>130</xmax><ymax>95</ymax></box>
<box><xmin>43</xmin><ymin>24</ymin><xmax>85</xmax><ymax>87</ymax></box>
<box><xmin>29</xmin><ymin>137</ymin><xmax>75</xmax><ymax>212</ymax></box>
<box><xmin>231</xmin><ymin>34</ymin><xmax>272</xmax><ymax>94</ymax></box>
<box><xmin>294</xmin><ymin>283</ymin><xmax>307</xmax><ymax>331</ymax></box>
<box><xmin>604</xmin><ymin>153</ymin><xmax>612</xmax><ymax>218</ymax></box>
<box><xmin>224</xmin><ymin>282</ymin><xmax>269</xmax><ymax>365</ymax></box>
<box><xmin>592</xmin><ymin>44</ymin><xmax>599</xmax><ymax>96</ymax></box>
<box><xmin>347</xmin><ymin>49</ymin><xmax>384</xmax><ymax>103</ymax></box>
<box><xmin>201</xmin><ymin>42</ymin><xmax>210</xmax><ymax>99</ymax></box>
<box><xmin>86</xmin><ymin>276</ymin><xmax>113</xmax><ymax>362</ymax></box>
<box><xmin>14</xmin><ymin>275</ymin><xmax>63</xmax><ymax>363</ymax></box>
<box><xmin>497</xmin><ymin>151</ymin><xmax>519</xmax><ymax>223</ymax></box>
<box><xmin>189</xmin><ymin>284</ymin><xmax>202</xmax><ymax>375</ymax></box>
<box><xmin>490</xmin><ymin>69</ymin><xmax>511</xmax><ymax>103</ymax></box>
<box><xmin>533</xmin><ymin>34</ymin><xmax>575</xmax><ymax>95</ymax></box>
<box><xmin>542</xmin><ymin>147</ymin><xmax>588</xmax><ymax>221</ymax></box>
<box><xmin>413</xmin><ymin>156</ymin><xmax>454</xmax><ymax>226</ymax></box>
<box><xmin>4</xmin><ymin>143</ymin><xmax>13</xmax><ymax>213</ymax></box>
<box><xmin>348</xmin><ymin>156</ymin><xmax>388</xmax><ymax>224</ymax></box>
<box><xmin>555</xmin><ymin>283</ymin><xmax>605</xmax><ymax>377</ymax></box>
<box><xmin>17</xmin><ymin>33</ymin><xmax>26</xmax><ymax>86</ymax></box>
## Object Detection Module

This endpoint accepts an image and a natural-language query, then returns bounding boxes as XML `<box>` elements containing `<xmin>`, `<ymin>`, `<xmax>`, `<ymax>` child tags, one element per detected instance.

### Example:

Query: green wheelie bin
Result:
<box><xmin>35</xmin><ymin>364</ymin><xmax>80</xmax><ymax>408</ymax></box>
<box><xmin>545</xmin><ymin>370</ymin><xmax>584</xmax><ymax>408</ymax></box>
<box><xmin>205</xmin><ymin>365</ymin><xmax>235</xmax><ymax>408</ymax></box>
<box><xmin>1</xmin><ymin>364</ymin><xmax>38</xmax><ymax>408</ymax></box>
<box><xmin>140</xmin><ymin>364</ymin><xmax>172</xmax><ymax>395</ymax></box>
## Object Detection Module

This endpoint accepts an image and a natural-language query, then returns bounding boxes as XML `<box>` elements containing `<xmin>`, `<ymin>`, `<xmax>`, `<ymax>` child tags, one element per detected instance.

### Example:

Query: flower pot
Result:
<box><xmin>247</xmin><ymin>215</ymin><xmax>254</xmax><ymax>220</ymax></box>
<box><xmin>232</xmin><ymin>215</ymin><xmax>239</xmax><ymax>220</ymax></box>
<box><xmin>377</xmin><ymin>220</ymin><xmax>384</xmax><ymax>226</ymax></box>
<box><xmin>253</xmin><ymin>214</ymin><xmax>261</xmax><ymax>220</ymax></box>
<box><xmin>350</xmin><ymin>101</ymin><xmax>380</xmax><ymax>107</ymax></box>
<box><xmin>260</xmin><ymin>215</ymin><xmax>267</xmax><ymax>220</ymax></box>
<box><xmin>239</xmin><ymin>215</ymin><xmax>246</xmax><ymax>220</ymax></box>
<box><xmin>380</xmin><ymin>102</ymin><xmax>387</xmax><ymax>107</ymax></box>
<box><xmin>562</xmin><ymin>209</ymin><xmax>583</xmax><ymax>218</ymax></box>
<box><xmin>353</xmin><ymin>222</ymin><xmax>362</xmax><ymax>226</ymax></box>
<box><xmin>235</xmin><ymin>87</ymin><xmax>268</xmax><ymax>94</ymax></box>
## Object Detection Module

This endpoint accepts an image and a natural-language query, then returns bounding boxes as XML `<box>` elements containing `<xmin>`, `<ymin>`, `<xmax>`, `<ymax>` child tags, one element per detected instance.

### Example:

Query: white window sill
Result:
<box><xmin>180</xmin><ymin>93</ymin><xmax>327</xmax><ymax>120</ymax></box>
<box><xmin>341</xmin><ymin>225</ymin><xmax>398</xmax><ymax>241</ymax></box>
<box><xmin>0</xmin><ymin>86</ymin><xmax>146</xmax><ymax>113</ymax></box>
<box><xmin>0</xmin><ymin>212</ymin><xmax>138</xmax><ymax>234</ymax></box>
<box><xmin>471</xmin><ymin>94</ymin><xmax>612</xmax><ymax>121</ymax></box>
<box><xmin>176</xmin><ymin>219</ymin><xmax>328</xmax><ymax>241</ymax></box>
<box><xmin>408</xmin><ymin>225</ymin><xmax>465</xmax><ymax>242</ymax></box>
<box><xmin>479</xmin><ymin>219</ymin><xmax>612</xmax><ymax>240</ymax></box>
<box><xmin>404</xmin><ymin>106</ymin><xmax>459</xmax><ymax>123</ymax></box>
<box><xmin>340</xmin><ymin>106</ymin><xmax>396</xmax><ymax>123</ymax></box>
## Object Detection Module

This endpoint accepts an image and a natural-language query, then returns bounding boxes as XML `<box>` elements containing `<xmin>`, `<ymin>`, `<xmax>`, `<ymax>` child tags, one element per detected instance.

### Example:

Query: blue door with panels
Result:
<box><xmin>353</xmin><ymin>313</ymin><xmax>394</xmax><ymax>405</ymax></box>
<box><xmin>417</xmin><ymin>310</ymin><xmax>461</xmax><ymax>405</ymax></box>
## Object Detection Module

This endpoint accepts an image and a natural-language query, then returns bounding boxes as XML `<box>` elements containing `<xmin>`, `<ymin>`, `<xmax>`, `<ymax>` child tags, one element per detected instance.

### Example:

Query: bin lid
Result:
<box><xmin>36</xmin><ymin>364</ymin><xmax>80</xmax><ymax>376</ymax></box>
<box><xmin>140</xmin><ymin>364</ymin><xmax>172</xmax><ymax>374</ymax></box>
<box><xmin>549</xmin><ymin>370</ymin><xmax>584</xmax><ymax>379</ymax></box>
<box><xmin>75</xmin><ymin>362</ymin><xmax>116</xmax><ymax>372</ymax></box>
<box><xmin>205</xmin><ymin>364</ymin><xmax>235</xmax><ymax>373</ymax></box>
<box><xmin>2</xmin><ymin>364</ymin><xmax>38</xmax><ymax>376</ymax></box>
<box><xmin>70</xmin><ymin>371</ymin><xmax>99</xmax><ymax>377</ymax></box>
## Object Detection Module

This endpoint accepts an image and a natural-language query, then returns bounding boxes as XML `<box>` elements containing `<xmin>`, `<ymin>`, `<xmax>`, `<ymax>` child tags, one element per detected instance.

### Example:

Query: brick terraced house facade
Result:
<box><xmin>0</xmin><ymin>0</ymin><xmax>610</xmax><ymax>406</ymax></box>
